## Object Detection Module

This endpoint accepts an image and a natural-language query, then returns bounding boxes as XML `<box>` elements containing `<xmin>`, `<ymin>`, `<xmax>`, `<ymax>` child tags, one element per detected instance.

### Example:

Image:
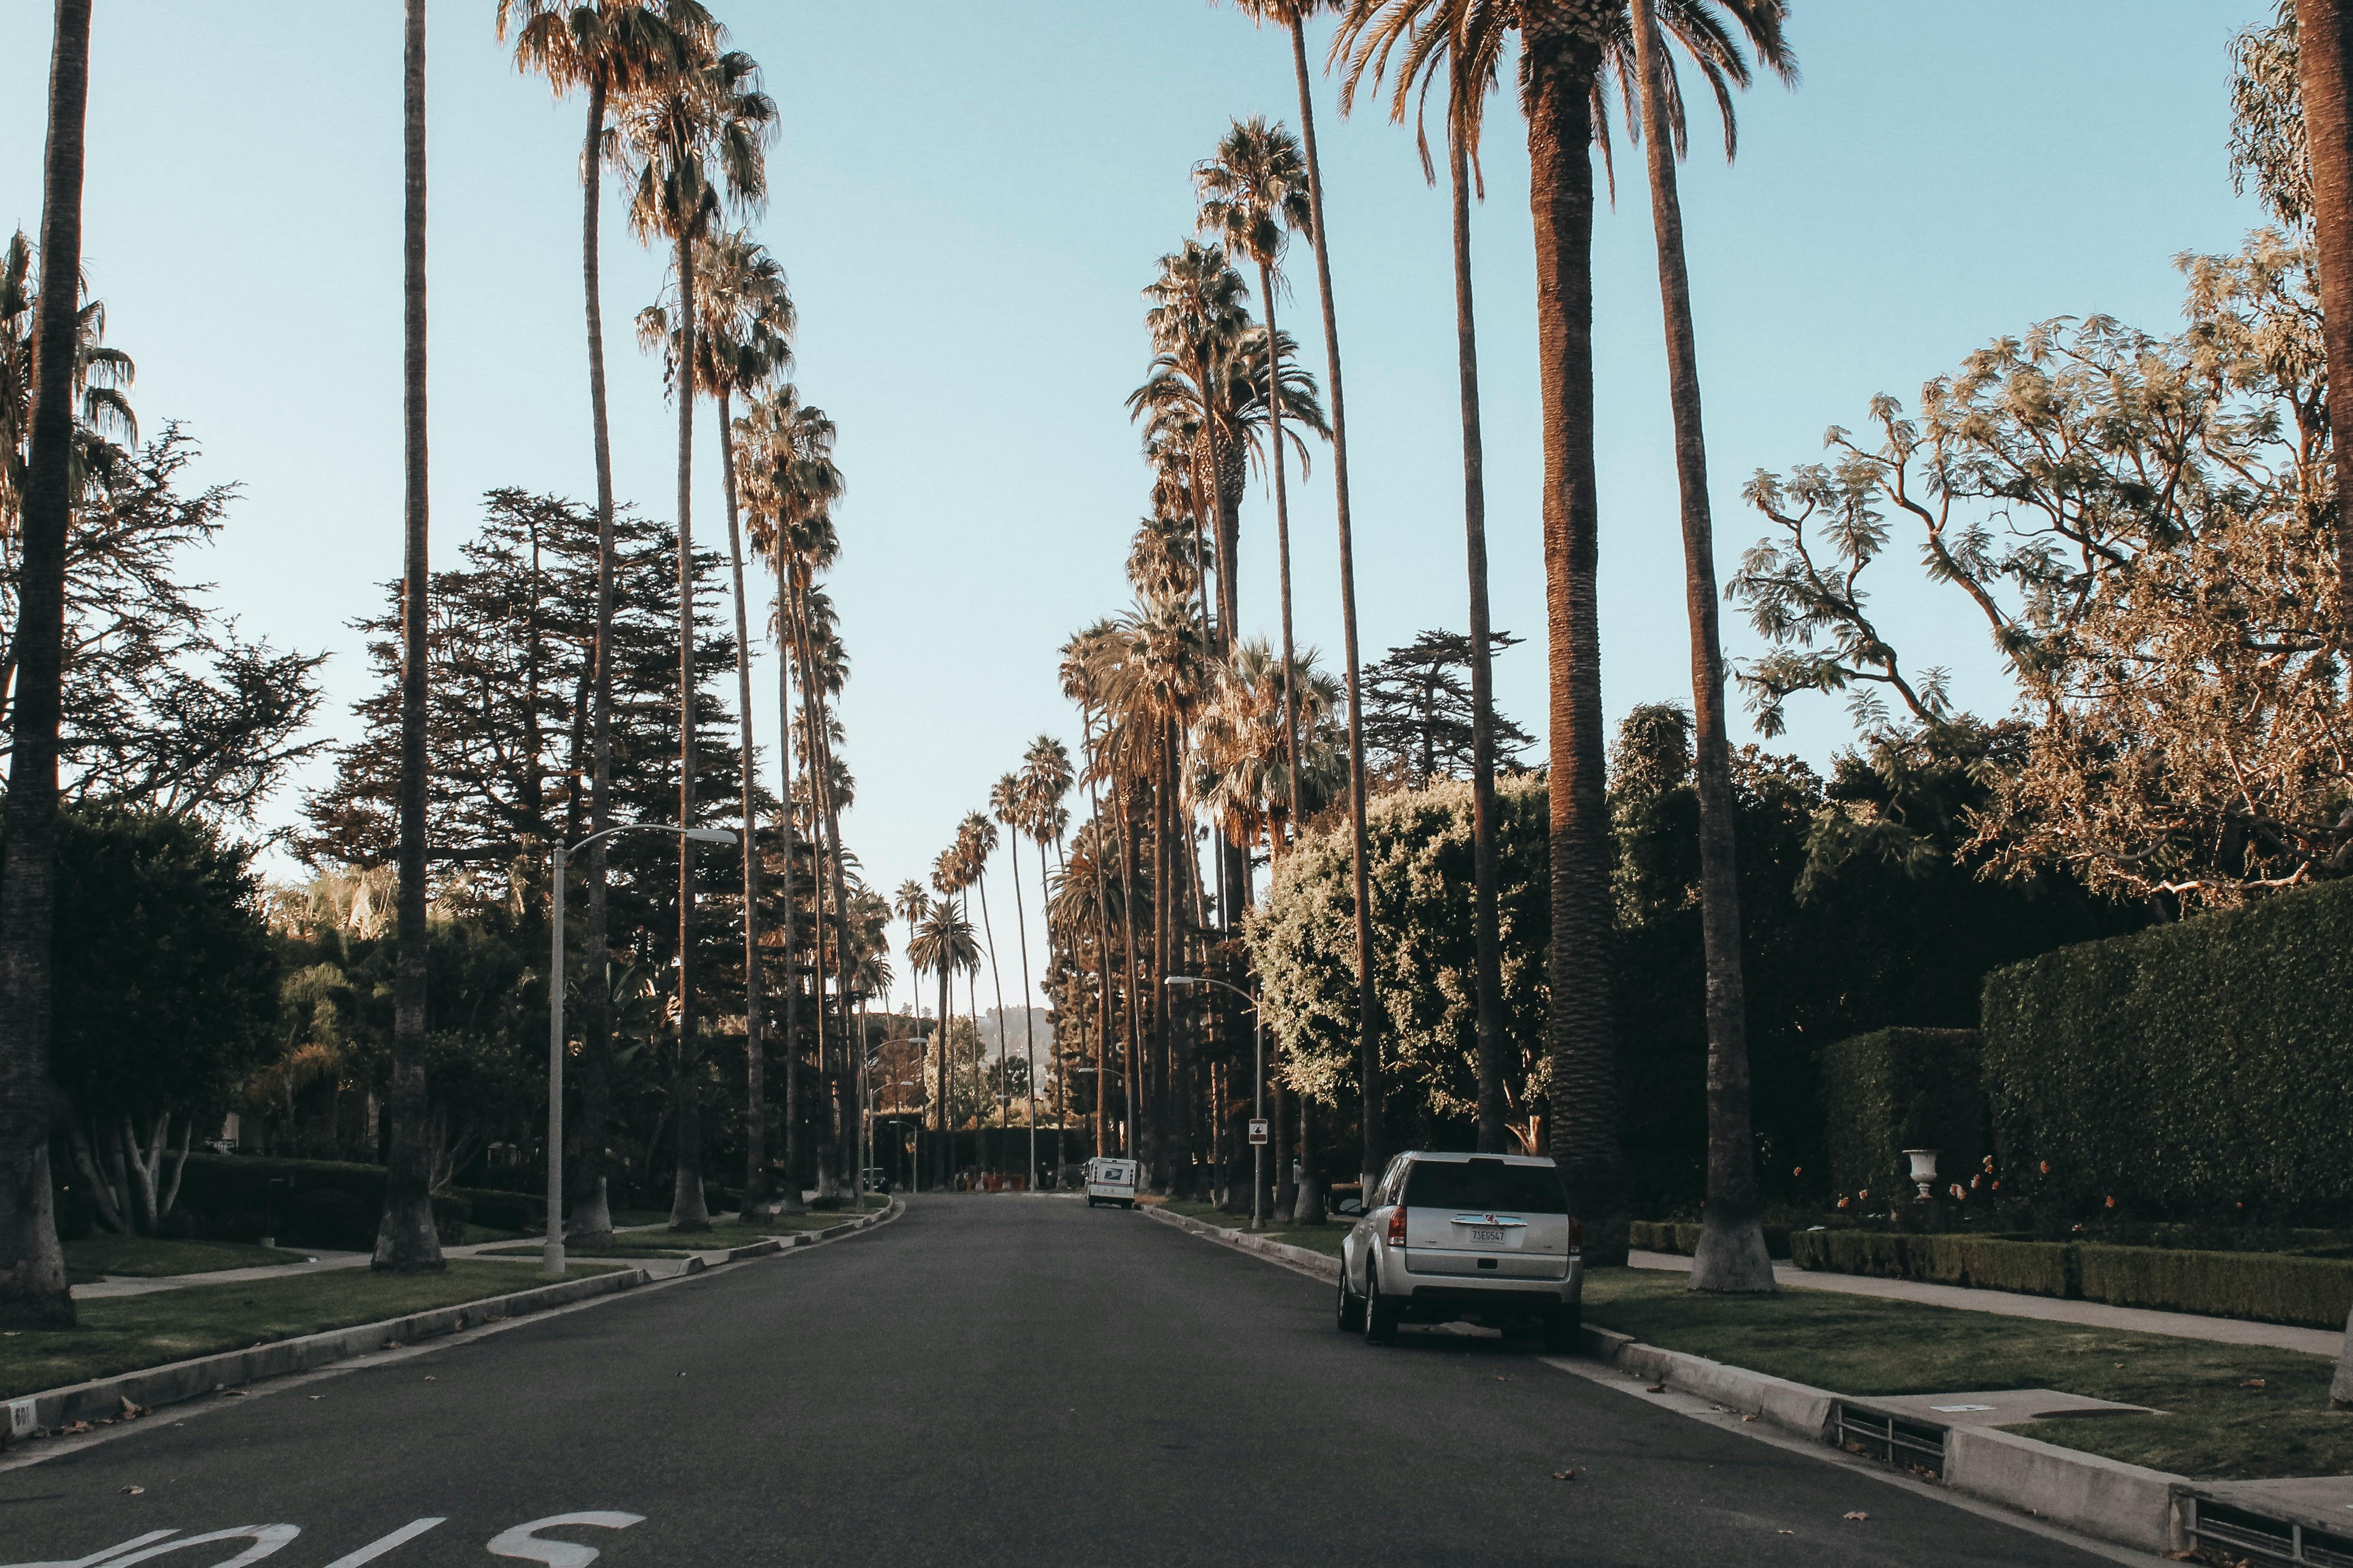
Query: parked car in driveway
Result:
<box><xmin>1337</xmin><ymin>1151</ymin><xmax>1582</xmax><ymax>1347</ymax></box>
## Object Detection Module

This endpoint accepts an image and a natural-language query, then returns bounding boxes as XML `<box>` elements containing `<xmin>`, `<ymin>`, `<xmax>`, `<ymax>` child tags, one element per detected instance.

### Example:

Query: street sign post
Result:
<box><xmin>1248</xmin><ymin>1118</ymin><xmax>1269</xmax><ymax>1146</ymax></box>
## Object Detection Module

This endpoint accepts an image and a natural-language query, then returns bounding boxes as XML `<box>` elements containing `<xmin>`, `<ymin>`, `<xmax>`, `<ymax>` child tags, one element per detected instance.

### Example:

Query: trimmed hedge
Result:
<box><xmin>1820</xmin><ymin>1028</ymin><xmax>1985</xmax><ymax>1199</ymax></box>
<box><xmin>1789</xmin><ymin>1231</ymin><xmax>2353</xmax><ymax>1329</ymax></box>
<box><xmin>1981</xmin><ymin>877</ymin><xmax>2353</xmax><ymax>1224</ymax></box>
<box><xmin>172</xmin><ymin>1154</ymin><xmax>467</xmax><ymax>1246</ymax></box>
<box><xmin>1628</xmin><ymin>1219</ymin><xmax>1793</xmax><ymax>1260</ymax></box>
<box><xmin>454</xmin><ymin>1188</ymin><xmax>543</xmax><ymax>1233</ymax></box>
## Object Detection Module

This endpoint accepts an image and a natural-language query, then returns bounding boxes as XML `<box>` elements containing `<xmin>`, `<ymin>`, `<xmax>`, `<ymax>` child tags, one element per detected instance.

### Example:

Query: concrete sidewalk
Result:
<box><xmin>1629</xmin><ymin>1249</ymin><xmax>2344</xmax><ymax>1357</ymax></box>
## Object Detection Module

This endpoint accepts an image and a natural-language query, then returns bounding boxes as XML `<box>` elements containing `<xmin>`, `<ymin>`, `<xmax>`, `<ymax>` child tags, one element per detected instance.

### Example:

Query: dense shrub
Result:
<box><xmin>1982</xmin><ymin>878</ymin><xmax>2353</xmax><ymax>1224</ymax></box>
<box><xmin>455</xmin><ymin>1189</ymin><xmax>542</xmax><ymax>1233</ymax></box>
<box><xmin>1789</xmin><ymin>1231</ymin><xmax>2350</xmax><ymax>1328</ymax></box>
<box><xmin>283</xmin><ymin>1189</ymin><xmax>373</xmax><ymax>1249</ymax></box>
<box><xmin>1627</xmin><ymin>1219</ymin><xmax>1792</xmax><ymax>1260</ymax></box>
<box><xmin>1820</xmin><ymin>1029</ymin><xmax>1986</xmax><ymax>1198</ymax></box>
<box><xmin>175</xmin><ymin>1153</ymin><xmax>470</xmax><ymax>1248</ymax></box>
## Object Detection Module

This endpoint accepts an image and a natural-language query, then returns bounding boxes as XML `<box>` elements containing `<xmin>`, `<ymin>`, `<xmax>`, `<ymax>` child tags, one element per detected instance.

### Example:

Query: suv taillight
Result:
<box><xmin>1387</xmin><ymin>1206</ymin><xmax>1407</xmax><ymax>1248</ymax></box>
<box><xmin>1569</xmin><ymin>1218</ymin><xmax>1583</xmax><ymax>1255</ymax></box>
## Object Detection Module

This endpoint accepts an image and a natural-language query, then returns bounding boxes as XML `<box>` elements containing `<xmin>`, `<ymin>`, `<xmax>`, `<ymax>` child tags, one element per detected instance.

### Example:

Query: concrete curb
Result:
<box><xmin>1141</xmin><ymin>1203</ymin><xmax>1343</xmax><ymax>1282</ymax></box>
<box><xmin>8</xmin><ymin>1266</ymin><xmax>648</xmax><ymax>1435</ymax></box>
<box><xmin>1576</xmin><ymin>1323</ymin><xmax>2187</xmax><ymax>1554</ymax></box>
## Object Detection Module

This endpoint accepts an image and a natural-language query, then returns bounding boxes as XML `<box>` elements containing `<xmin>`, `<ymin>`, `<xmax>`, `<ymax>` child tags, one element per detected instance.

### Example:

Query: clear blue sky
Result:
<box><xmin>0</xmin><ymin>1</ymin><xmax>2271</xmax><ymax>1014</ymax></box>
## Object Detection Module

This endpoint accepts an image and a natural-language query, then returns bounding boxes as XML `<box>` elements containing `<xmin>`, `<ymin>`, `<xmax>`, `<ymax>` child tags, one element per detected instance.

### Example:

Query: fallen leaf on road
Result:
<box><xmin>1645</xmin><ymin>1384</ymin><xmax>1665</xmax><ymax>1393</ymax></box>
<box><xmin>423</xmin><ymin>1376</ymin><xmax>436</xmax><ymax>1382</ymax></box>
<box><xmin>2162</xmin><ymin>1552</ymin><xmax>2200</xmax><ymax>1561</ymax></box>
<box><xmin>63</xmin><ymin>1421</ymin><xmax>91</xmax><ymax>1434</ymax></box>
<box><xmin>2239</xmin><ymin>1378</ymin><xmax>2267</xmax><ymax>1389</ymax></box>
<box><xmin>218</xmin><ymin>1390</ymin><xmax>246</xmax><ymax>1400</ymax></box>
<box><xmin>1777</xmin><ymin>1529</ymin><xmax>1793</xmax><ymax>1535</ymax></box>
<box><xmin>1741</xmin><ymin>1414</ymin><xmax>1759</xmax><ymax>1423</ymax></box>
<box><xmin>1843</xmin><ymin>1512</ymin><xmax>1869</xmax><ymax>1522</ymax></box>
<box><xmin>1552</xmin><ymin>1469</ymin><xmax>1576</xmax><ymax>1481</ymax></box>
<box><xmin>120</xmin><ymin>1486</ymin><xmax>143</xmax><ymax>1496</ymax></box>
<box><xmin>120</xmin><ymin>1397</ymin><xmax>147</xmax><ymax>1420</ymax></box>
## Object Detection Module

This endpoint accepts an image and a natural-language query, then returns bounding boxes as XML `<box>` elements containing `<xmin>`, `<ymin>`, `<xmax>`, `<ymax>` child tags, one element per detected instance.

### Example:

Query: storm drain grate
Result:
<box><xmin>2189</xmin><ymin>1501</ymin><xmax>2353</xmax><ymax>1567</ymax></box>
<box><xmin>1832</xmin><ymin>1402</ymin><xmax>1945</xmax><ymax>1479</ymax></box>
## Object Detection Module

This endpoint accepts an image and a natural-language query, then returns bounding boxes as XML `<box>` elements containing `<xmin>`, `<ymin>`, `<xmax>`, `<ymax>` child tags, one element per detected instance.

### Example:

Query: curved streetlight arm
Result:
<box><xmin>1164</xmin><ymin>974</ymin><xmax>1257</xmax><ymax>1011</ymax></box>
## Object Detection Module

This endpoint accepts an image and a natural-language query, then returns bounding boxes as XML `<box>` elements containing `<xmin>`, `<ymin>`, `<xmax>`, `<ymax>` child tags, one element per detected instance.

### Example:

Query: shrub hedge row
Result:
<box><xmin>1819</xmin><ymin>1028</ymin><xmax>1986</xmax><ymax>1198</ymax></box>
<box><xmin>1789</xmin><ymin>1230</ymin><xmax>2353</xmax><ymax>1328</ymax></box>
<box><xmin>1628</xmin><ymin>1219</ymin><xmax>1793</xmax><ymax>1261</ymax></box>
<box><xmin>173</xmin><ymin>1154</ymin><xmax>468</xmax><ymax>1247</ymax></box>
<box><xmin>1980</xmin><ymin>877</ymin><xmax>2353</xmax><ymax>1224</ymax></box>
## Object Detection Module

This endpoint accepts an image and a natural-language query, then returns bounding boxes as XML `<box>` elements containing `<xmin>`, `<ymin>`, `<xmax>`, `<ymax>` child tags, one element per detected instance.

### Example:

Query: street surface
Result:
<box><xmin>1</xmin><ymin>1197</ymin><xmax>2116</xmax><ymax>1566</ymax></box>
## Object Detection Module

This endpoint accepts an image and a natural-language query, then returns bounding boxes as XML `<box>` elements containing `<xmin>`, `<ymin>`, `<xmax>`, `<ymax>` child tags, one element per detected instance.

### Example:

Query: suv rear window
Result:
<box><xmin>1403</xmin><ymin>1159</ymin><xmax>1568</xmax><ymax>1214</ymax></box>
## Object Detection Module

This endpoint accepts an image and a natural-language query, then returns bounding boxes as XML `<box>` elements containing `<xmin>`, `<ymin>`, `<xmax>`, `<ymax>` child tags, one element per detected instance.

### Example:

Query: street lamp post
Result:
<box><xmin>1166</xmin><ymin>975</ymin><xmax>1263</xmax><ymax>1229</ymax></box>
<box><xmin>546</xmin><ymin>822</ymin><xmax>738</xmax><ymax>1276</ymax></box>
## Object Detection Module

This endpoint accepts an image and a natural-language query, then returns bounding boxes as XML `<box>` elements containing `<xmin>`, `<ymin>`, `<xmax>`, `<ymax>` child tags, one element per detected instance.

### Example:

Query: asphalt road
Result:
<box><xmin>0</xmin><ymin>1196</ymin><xmax>2120</xmax><ymax>1567</ymax></box>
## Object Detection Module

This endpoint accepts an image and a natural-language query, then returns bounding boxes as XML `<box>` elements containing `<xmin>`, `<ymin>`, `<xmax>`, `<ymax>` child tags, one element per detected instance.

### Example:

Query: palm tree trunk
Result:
<box><xmin>975</xmin><ymin>865</ymin><xmax>1009</xmax><ymax>1161</ymax></box>
<box><xmin>775</xmin><ymin>571</ymin><xmax>803</xmax><ymax>1213</ymax></box>
<box><xmin>2296</xmin><ymin>0</ymin><xmax>2353</xmax><ymax>642</ymax></box>
<box><xmin>935</xmin><ymin>965</ymin><xmax>951</xmax><ymax>1189</ymax></box>
<box><xmin>1286</xmin><ymin>15</ymin><xmax>1380</xmax><ymax>1194</ymax></box>
<box><xmin>814</xmin><ymin>670</ymin><xmax>856</xmax><ymax>1197</ymax></box>
<box><xmin>377</xmin><ymin>0</ymin><xmax>445</xmax><ymax>1275</ymax></box>
<box><xmin>718</xmin><ymin>389</ymin><xmax>769</xmax><ymax>1215</ymax></box>
<box><xmin>1150</xmin><ymin>743</ymin><xmax>1175</xmax><ymax>1193</ymax></box>
<box><xmin>569</xmin><ymin>76</ymin><xmax>619</xmax><ymax>1247</ymax></box>
<box><xmin>1451</xmin><ymin>106</ymin><xmax>1507</xmax><ymax>1158</ymax></box>
<box><xmin>1261</xmin><ymin>259</ymin><xmax>1307</xmax><ymax>890</ymax></box>
<box><xmin>573</xmin><ymin>72</ymin><xmax>621</xmax><ymax>1244</ymax></box>
<box><xmin>1111</xmin><ymin>773</ymin><xmax>1145</xmax><ymax>1161</ymax></box>
<box><xmin>1082</xmin><ymin>717</ymin><xmax>1117</xmax><ymax>1160</ymax></box>
<box><xmin>1627</xmin><ymin>0</ymin><xmax>1768</xmax><ymax>1291</ymax></box>
<box><xmin>1010</xmin><ymin>834</ymin><xmax>1039</xmax><ymax>1184</ymax></box>
<box><xmin>668</xmin><ymin>225</ymin><xmax>710</xmax><ymax>1234</ymax></box>
<box><xmin>0</xmin><ymin>0</ymin><xmax>89</xmax><ymax>1327</ymax></box>
<box><xmin>1523</xmin><ymin>16</ymin><xmax>1628</xmax><ymax>1267</ymax></box>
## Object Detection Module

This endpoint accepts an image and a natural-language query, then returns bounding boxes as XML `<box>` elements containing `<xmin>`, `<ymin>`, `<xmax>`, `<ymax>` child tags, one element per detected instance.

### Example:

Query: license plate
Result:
<box><xmin>1468</xmin><ymin>1225</ymin><xmax>1504</xmax><ymax>1244</ymax></box>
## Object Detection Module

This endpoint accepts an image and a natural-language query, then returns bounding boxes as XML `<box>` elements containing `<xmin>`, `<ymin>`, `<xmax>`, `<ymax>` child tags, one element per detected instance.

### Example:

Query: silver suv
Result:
<box><xmin>1336</xmin><ymin>1151</ymin><xmax>1583</xmax><ymax>1348</ymax></box>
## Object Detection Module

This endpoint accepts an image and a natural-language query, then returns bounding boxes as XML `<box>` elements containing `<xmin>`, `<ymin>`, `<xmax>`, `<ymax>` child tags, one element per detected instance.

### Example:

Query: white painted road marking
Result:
<box><xmin>2</xmin><ymin>1529</ymin><xmax>180</xmax><ymax>1568</ymax></box>
<box><xmin>484</xmin><ymin>1514</ymin><xmax>645</xmax><ymax>1568</ymax></box>
<box><xmin>102</xmin><ymin>1526</ymin><xmax>300</xmax><ymax>1568</ymax></box>
<box><xmin>318</xmin><ymin>1521</ymin><xmax>445</xmax><ymax>1568</ymax></box>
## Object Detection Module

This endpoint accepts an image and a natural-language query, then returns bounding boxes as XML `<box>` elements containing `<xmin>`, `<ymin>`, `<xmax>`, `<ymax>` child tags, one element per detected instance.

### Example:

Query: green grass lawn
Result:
<box><xmin>62</xmin><ymin>1235</ymin><xmax>313</xmax><ymax>1284</ymax></box>
<box><xmin>1152</xmin><ymin>1198</ymin><xmax>1349</xmax><ymax>1258</ymax></box>
<box><xmin>1581</xmin><ymin>1269</ymin><xmax>2351</xmax><ymax>1482</ymax></box>
<box><xmin>3</xmin><ymin>1258</ymin><xmax>623</xmax><ymax>1400</ymax></box>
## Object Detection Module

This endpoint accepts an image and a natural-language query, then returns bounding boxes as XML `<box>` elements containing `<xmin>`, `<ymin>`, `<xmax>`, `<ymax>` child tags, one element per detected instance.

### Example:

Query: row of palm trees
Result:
<box><xmin>1022</xmin><ymin>0</ymin><xmax>1794</xmax><ymax>1278</ymax></box>
<box><xmin>900</xmin><ymin>740</ymin><xmax>1076</xmax><ymax>1188</ymax></box>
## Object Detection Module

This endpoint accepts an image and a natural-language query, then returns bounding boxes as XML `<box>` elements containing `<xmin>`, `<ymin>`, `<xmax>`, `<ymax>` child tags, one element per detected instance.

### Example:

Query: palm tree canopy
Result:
<box><xmin>1334</xmin><ymin>0</ymin><xmax>1796</xmax><ymax>187</ymax></box>
<box><xmin>495</xmin><ymin>0</ymin><xmax>711</xmax><ymax>106</ymax></box>
<box><xmin>1197</xmin><ymin>116</ymin><xmax>1316</xmax><ymax>272</ymax></box>
<box><xmin>617</xmin><ymin>27</ymin><xmax>777</xmax><ymax>249</ymax></box>
<box><xmin>907</xmin><ymin>900</ymin><xmax>981</xmax><ymax>980</ymax></box>
<box><xmin>639</xmin><ymin>227</ymin><xmax>794</xmax><ymax>403</ymax></box>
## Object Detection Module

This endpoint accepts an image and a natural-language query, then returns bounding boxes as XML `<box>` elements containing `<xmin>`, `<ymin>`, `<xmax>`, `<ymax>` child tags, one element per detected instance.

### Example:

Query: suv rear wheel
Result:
<box><xmin>1363</xmin><ymin>1266</ymin><xmax>1399</xmax><ymax>1345</ymax></box>
<box><xmin>1336</xmin><ymin>1270</ymin><xmax>1365</xmax><ymax>1332</ymax></box>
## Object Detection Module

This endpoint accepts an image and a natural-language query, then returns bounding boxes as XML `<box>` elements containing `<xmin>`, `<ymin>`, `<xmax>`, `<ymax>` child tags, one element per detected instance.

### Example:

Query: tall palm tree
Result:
<box><xmin>648</xmin><ymin>228</ymin><xmax>792</xmax><ymax>1212</ymax></box>
<box><xmin>1213</xmin><ymin>0</ymin><xmax>1379</xmax><ymax>1194</ymax></box>
<box><xmin>1337</xmin><ymin>0</ymin><xmax>1510</xmax><ymax>1155</ymax></box>
<box><xmin>0</xmin><ymin>0</ymin><xmax>93</xmax><ymax>1326</ymax></box>
<box><xmin>908</xmin><ymin>883</ymin><xmax>978</xmax><ymax>1190</ymax></box>
<box><xmin>1139</xmin><ymin>242</ymin><xmax>1250</xmax><ymax>644</ymax></box>
<box><xmin>2294</xmin><ymin>0</ymin><xmax>2353</xmax><ymax>638</ymax></box>
<box><xmin>1196</xmin><ymin>118</ymin><xmax>1317</xmax><ymax>901</ymax></box>
<box><xmin>739</xmin><ymin>383</ymin><xmax>843</xmax><ymax>1207</ymax></box>
<box><xmin>1335</xmin><ymin>0</ymin><xmax>1785</xmax><ymax>1259</ymax></box>
<box><xmin>957</xmin><ymin>809</ymin><xmax>1010</xmax><ymax>1169</ymax></box>
<box><xmin>618</xmin><ymin>20</ymin><xmax>774</xmax><ymax>1231</ymax></box>
<box><xmin>893</xmin><ymin>880</ymin><xmax>929</xmax><ymax>1184</ymax></box>
<box><xmin>1626</xmin><ymin>0</ymin><xmax>1791</xmax><ymax>1291</ymax></box>
<box><xmin>1019</xmin><ymin>736</ymin><xmax>1074</xmax><ymax>1171</ymax></box>
<box><xmin>375</xmin><ymin>0</ymin><xmax>445</xmax><ymax>1276</ymax></box>
<box><xmin>497</xmin><ymin>0</ymin><xmax>710</xmax><ymax>1252</ymax></box>
<box><xmin>989</xmin><ymin>773</ymin><xmax>1038</xmax><ymax>1180</ymax></box>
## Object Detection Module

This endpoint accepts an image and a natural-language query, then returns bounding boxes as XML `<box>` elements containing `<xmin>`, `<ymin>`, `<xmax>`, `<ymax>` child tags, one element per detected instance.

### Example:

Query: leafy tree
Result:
<box><xmin>1736</xmin><ymin>234</ymin><xmax>2348</xmax><ymax>912</ymax></box>
<box><xmin>1</xmin><ymin>430</ymin><xmax>323</xmax><ymax>821</ymax></box>
<box><xmin>38</xmin><ymin>808</ymin><xmax>277</xmax><ymax>1235</ymax></box>
<box><xmin>1360</xmin><ymin>630</ymin><xmax>1533</xmax><ymax>788</ymax></box>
